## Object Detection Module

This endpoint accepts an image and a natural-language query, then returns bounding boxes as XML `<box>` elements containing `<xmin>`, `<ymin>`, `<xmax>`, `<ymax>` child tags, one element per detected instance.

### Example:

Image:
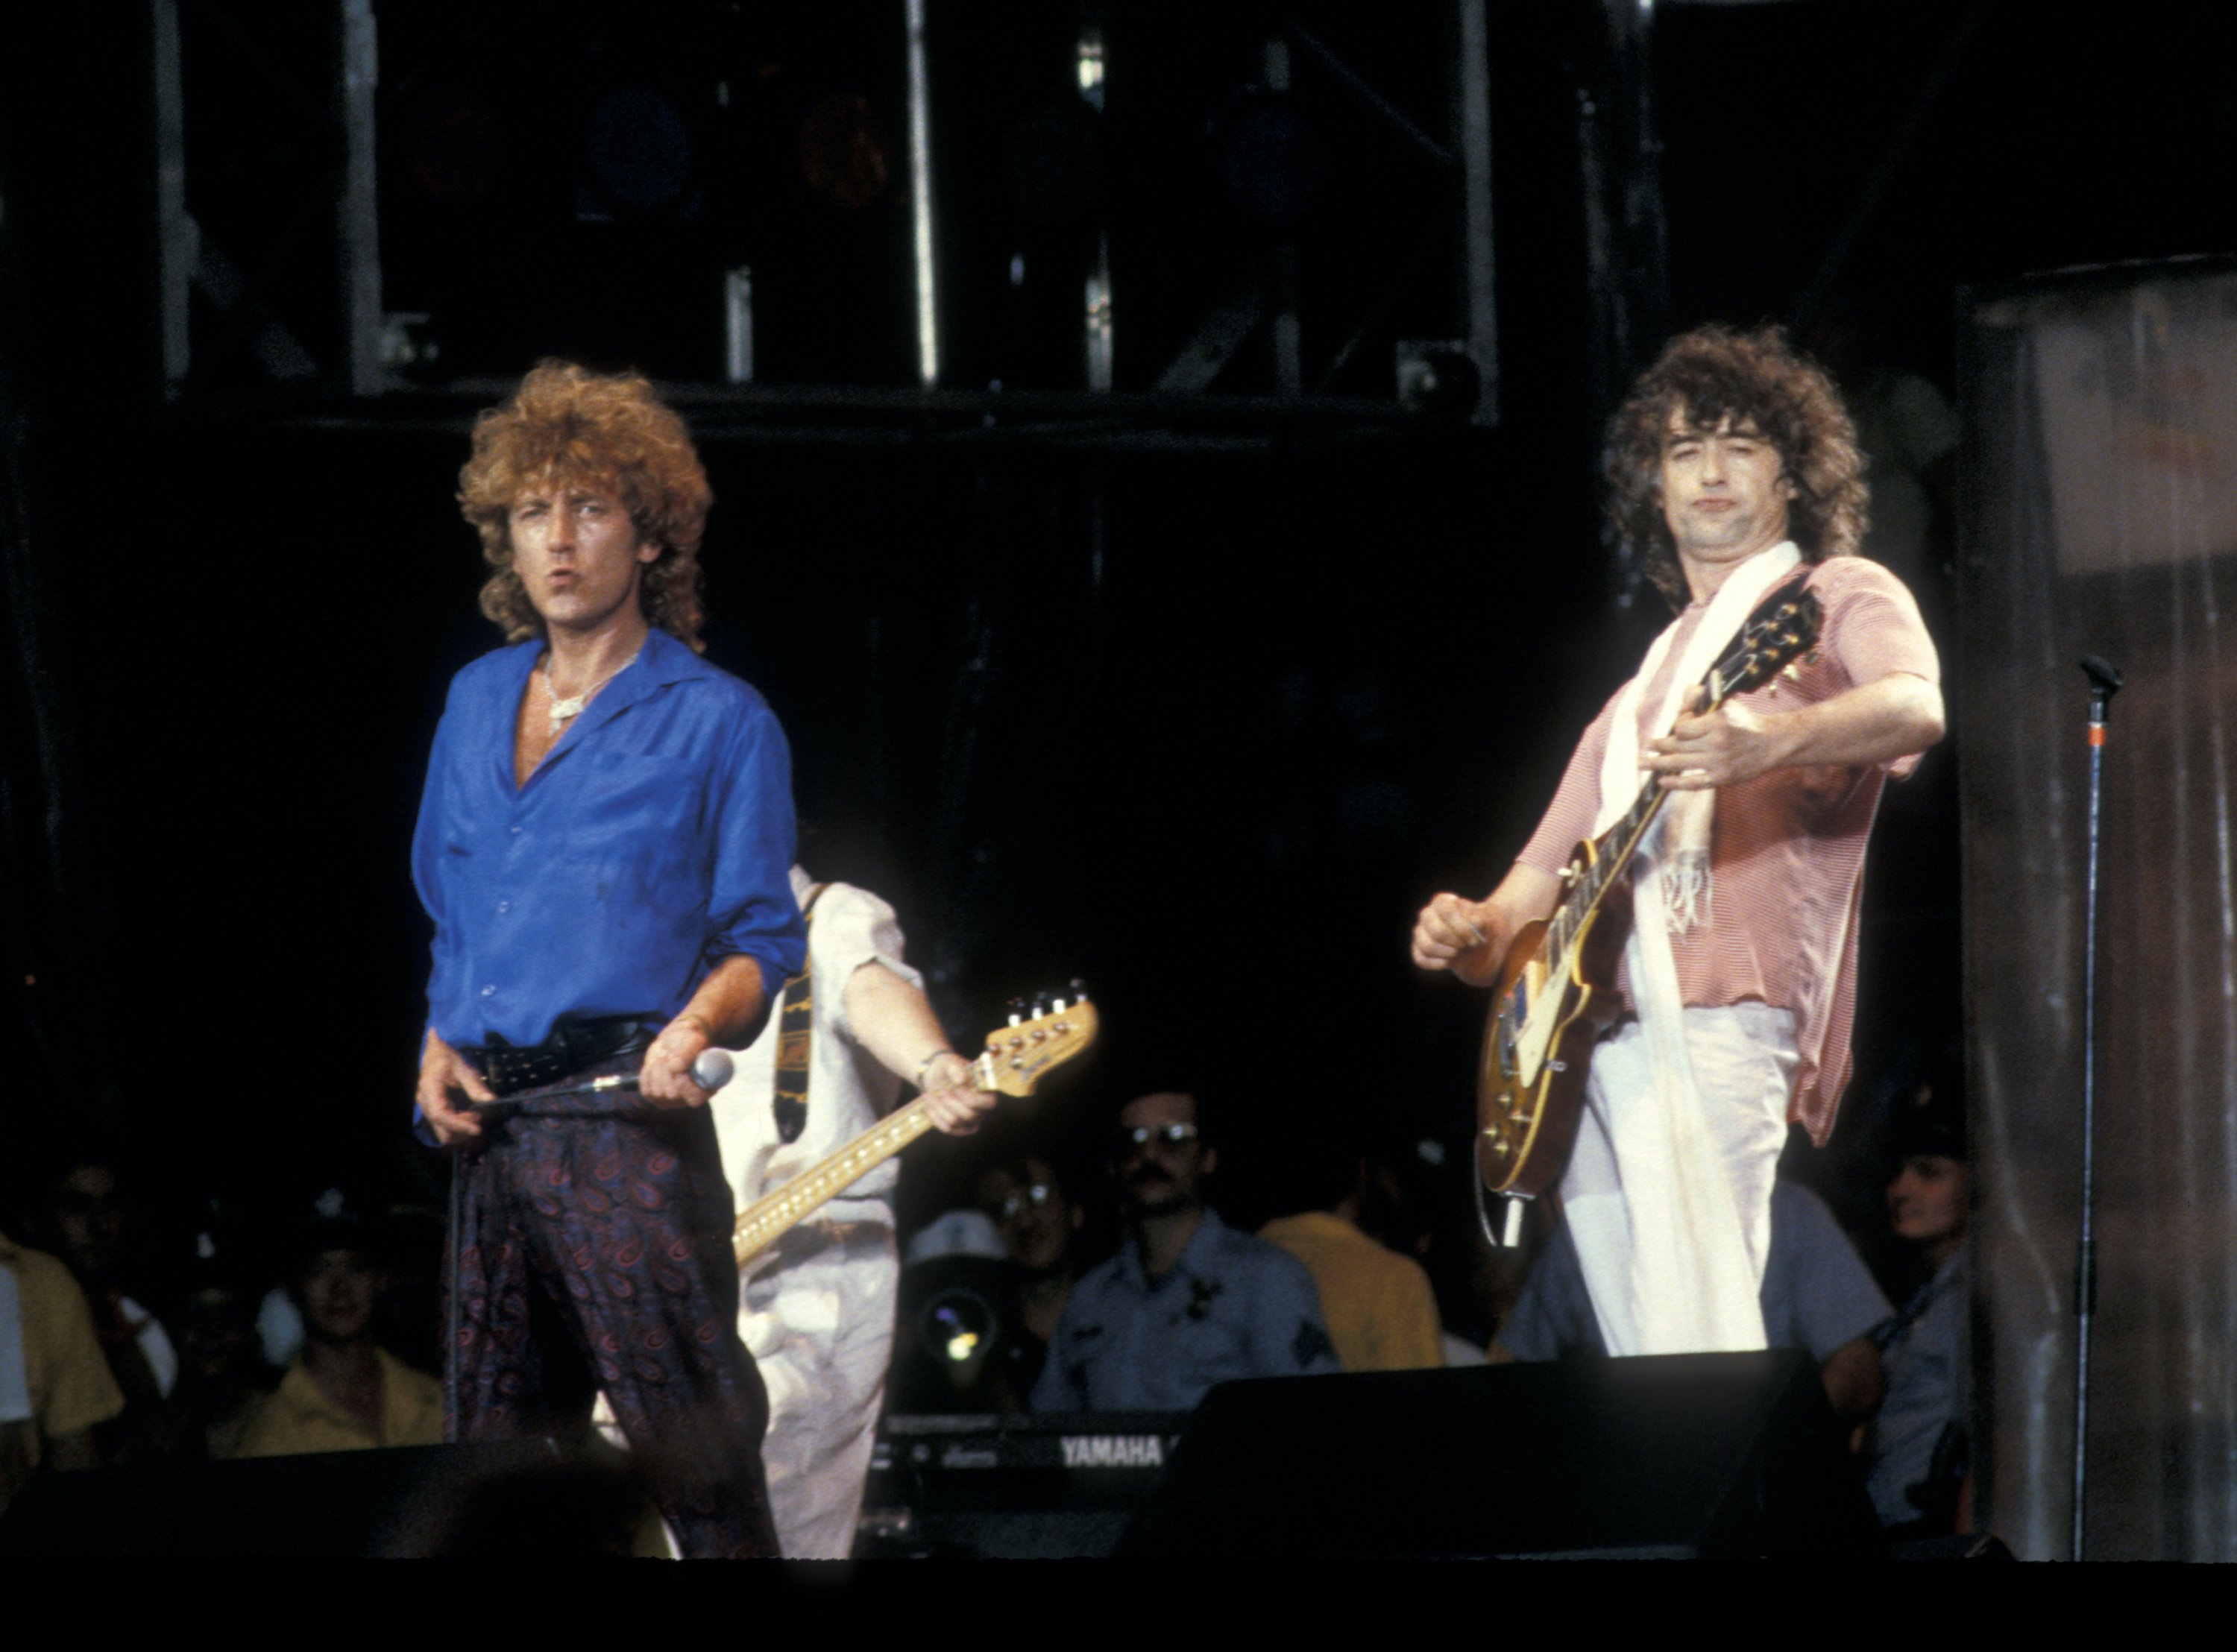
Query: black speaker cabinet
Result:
<box><xmin>0</xmin><ymin>1439</ymin><xmax>643</xmax><ymax>1558</ymax></box>
<box><xmin>1116</xmin><ymin>1351</ymin><xmax>1886</xmax><ymax>1559</ymax></box>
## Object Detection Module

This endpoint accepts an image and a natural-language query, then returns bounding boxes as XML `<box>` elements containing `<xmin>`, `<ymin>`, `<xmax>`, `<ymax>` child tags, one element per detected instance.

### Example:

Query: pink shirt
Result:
<box><xmin>1517</xmin><ymin>556</ymin><xmax>1939</xmax><ymax>1142</ymax></box>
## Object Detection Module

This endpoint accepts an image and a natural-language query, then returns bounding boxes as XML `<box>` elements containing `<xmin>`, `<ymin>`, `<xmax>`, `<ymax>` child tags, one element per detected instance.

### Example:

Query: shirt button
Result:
<box><xmin>510</xmin><ymin>826</ymin><xmax>522</xmax><ymax>835</ymax></box>
<box><xmin>481</xmin><ymin>986</ymin><xmax>496</xmax><ymax>997</ymax></box>
<box><xmin>497</xmin><ymin>901</ymin><xmax>511</xmax><ymax>913</ymax></box>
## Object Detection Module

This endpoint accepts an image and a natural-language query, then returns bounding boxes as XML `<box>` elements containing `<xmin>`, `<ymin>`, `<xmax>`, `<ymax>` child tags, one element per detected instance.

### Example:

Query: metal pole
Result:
<box><xmin>445</xmin><ymin>1149</ymin><xmax>463</xmax><ymax>1439</ymax></box>
<box><xmin>2073</xmin><ymin>652</ymin><xmax>2123</xmax><ymax>1561</ymax></box>
<box><xmin>1262</xmin><ymin>34</ymin><xmax>1301</xmax><ymax>398</ymax></box>
<box><xmin>1455</xmin><ymin>0</ymin><xmax>1497</xmax><ymax>424</ymax></box>
<box><xmin>336</xmin><ymin>0</ymin><xmax>383</xmax><ymax>397</ymax></box>
<box><xmin>1079</xmin><ymin>21</ymin><xmax>1113</xmax><ymax>392</ymax></box>
<box><xmin>904</xmin><ymin>0</ymin><xmax>940</xmax><ymax>388</ymax></box>
<box><xmin>152</xmin><ymin>0</ymin><xmax>192</xmax><ymax>396</ymax></box>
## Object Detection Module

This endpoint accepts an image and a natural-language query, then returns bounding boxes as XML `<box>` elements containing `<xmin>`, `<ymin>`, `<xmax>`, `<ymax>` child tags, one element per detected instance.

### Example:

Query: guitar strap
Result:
<box><xmin>772</xmin><ymin>883</ymin><xmax>828</xmax><ymax>1145</ymax></box>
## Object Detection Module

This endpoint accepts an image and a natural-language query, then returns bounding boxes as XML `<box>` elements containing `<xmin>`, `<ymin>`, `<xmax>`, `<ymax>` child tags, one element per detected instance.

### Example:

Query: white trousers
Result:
<box><xmin>740</xmin><ymin>1211</ymin><xmax>899</xmax><ymax>1560</ymax></box>
<box><xmin>1560</xmin><ymin>1003</ymin><xmax>1797</xmax><ymax>1356</ymax></box>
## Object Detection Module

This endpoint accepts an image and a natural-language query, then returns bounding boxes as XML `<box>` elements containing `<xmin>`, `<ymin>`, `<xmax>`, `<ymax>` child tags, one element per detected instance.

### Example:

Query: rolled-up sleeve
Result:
<box><xmin>703</xmin><ymin>702</ymin><xmax>807</xmax><ymax>996</ymax></box>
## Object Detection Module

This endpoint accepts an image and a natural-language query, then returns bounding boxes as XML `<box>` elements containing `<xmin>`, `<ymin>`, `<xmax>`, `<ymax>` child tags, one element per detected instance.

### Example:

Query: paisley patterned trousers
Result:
<box><xmin>445</xmin><ymin>1052</ymin><xmax>778</xmax><ymax>1558</ymax></box>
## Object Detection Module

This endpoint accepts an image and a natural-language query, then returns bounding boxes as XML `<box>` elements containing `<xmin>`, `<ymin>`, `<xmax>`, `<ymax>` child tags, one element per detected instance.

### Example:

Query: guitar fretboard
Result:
<box><xmin>731</xmin><ymin>1054</ymin><xmax>991</xmax><ymax>1267</ymax></box>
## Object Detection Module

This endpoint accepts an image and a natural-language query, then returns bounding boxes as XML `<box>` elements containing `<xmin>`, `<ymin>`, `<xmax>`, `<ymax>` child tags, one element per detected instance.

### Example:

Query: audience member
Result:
<box><xmin>975</xmin><ymin>1151</ymin><xmax>1084</xmax><ymax>1396</ymax></box>
<box><xmin>1259</xmin><ymin>1143</ymin><xmax>1443</xmax><ymax>1372</ymax></box>
<box><xmin>34</xmin><ymin>1155</ymin><xmax>176</xmax><ymax>1463</ymax></box>
<box><xmin>1494</xmin><ymin>1176</ymin><xmax>1891</xmax><ymax>1430</ymax></box>
<box><xmin>0</xmin><ymin>1225</ymin><xmax>124</xmax><ymax>1516</ymax></box>
<box><xmin>154</xmin><ymin>1263</ymin><xmax>278</xmax><ymax>1461</ymax></box>
<box><xmin>1866</xmin><ymin>1071</ymin><xmax>1972</xmax><ymax>1534</ymax></box>
<box><xmin>1031</xmin><ymin>1091</ymin><xmax>1337</xmax><ymax>1413</ymax></box>
<box><xmin>235</xmin><ymin>1218</ymin><xmax>442</xmax><ymax>1457</ymax></box>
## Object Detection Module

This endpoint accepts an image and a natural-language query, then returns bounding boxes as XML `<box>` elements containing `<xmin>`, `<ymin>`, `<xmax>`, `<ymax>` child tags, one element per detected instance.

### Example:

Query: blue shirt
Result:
<box><xmin>1498</xmin><ymin>1181</ymin><xmax>1892</xmax><ymax>1363</ymax></box>
<box><xmin>412</xmin><ymin>628</ymin><xmax>807</xmax><ymax>1051</ymax></box>
<box><xmin>1029</xmin><ymin>1208</ymin><xmax>1339</xmax><ymax>1413</ymax></box>
<box><xmin>1866</xmin><ymin>1245</ymin><xmax>1969</xmax><ymax>1527</ymax></box>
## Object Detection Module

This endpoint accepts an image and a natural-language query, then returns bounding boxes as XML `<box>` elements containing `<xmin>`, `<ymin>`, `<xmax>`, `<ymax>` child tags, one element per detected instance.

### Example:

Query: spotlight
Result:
<box><xmin>585</xmin><ymin>86</ymin><xmax>695</xmax><ymax>215</ymax></box>
<box><xmin>1396</xmin><ymin>340</ymin><xmax>1481</xmax><ymax>420</ymax></box>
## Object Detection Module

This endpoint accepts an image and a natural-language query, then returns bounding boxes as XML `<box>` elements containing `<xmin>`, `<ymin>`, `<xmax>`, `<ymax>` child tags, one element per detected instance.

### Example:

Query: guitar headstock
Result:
<box><xmin>978</xmin><ymin>981</ymin><xmax>1099</xmax><ymax>1098</ymax></box>
<box><xmin>1702</xmin><ymin>576</ymin><xmax>1823</xmax><ymax>705</ymax></box>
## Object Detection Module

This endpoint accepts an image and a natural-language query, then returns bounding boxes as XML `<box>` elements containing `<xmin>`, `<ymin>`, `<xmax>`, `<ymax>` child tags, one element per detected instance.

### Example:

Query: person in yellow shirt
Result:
<box><xmin>0</xmin><ymin>1227</ymin><xmax>125</xmax><ymax>1514</ymax></box>
<box><xmin>1259</xmin><ymin>1152</ymin><xmax>1444</xmax><ymax>1373</ymax></box>
<box><xmin>236</xmin><ymin>1222</ymin><xmax>441</xmax><ymax>1458</ymax></box>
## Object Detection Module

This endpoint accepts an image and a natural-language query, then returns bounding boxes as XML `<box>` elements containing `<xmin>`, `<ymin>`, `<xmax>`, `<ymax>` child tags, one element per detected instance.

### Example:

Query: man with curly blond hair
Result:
<box><xmin>1411</xmin><ymin>324</ymin><xmax>1945</xmax><ymax>1358</ymax></box>
<box><xmin>411</xmin><ymin>361</ymin><xmax>805</xmax><ymax>1557</ymax></box>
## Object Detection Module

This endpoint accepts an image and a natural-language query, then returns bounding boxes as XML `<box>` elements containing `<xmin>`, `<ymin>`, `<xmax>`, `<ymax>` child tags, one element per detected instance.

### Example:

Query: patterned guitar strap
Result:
<box><xmin>772</xmin><ymin>884</ymin><xmax>826</xmax><ymax>1145</ymax></box>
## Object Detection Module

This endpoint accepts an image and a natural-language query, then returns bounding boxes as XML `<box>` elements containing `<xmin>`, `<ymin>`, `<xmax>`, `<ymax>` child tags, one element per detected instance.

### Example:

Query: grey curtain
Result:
<box><xmin>1961</xmin><ymin>261</ymin><xmax>2237</xmax><ymax>1560</ymax></box>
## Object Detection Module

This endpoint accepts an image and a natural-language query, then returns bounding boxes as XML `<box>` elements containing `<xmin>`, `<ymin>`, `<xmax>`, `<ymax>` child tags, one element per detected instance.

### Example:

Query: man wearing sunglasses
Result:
<box><xmin>1028</xmin><ymin>1091</ymin><xmax>1337</xmax><ymax>1413</ymax></box>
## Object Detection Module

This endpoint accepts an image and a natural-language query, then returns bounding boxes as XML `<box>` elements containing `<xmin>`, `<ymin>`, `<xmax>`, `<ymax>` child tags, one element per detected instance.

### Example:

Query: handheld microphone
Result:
<box><xmin>480</xmin><ymin>1045</ymin><xmax>737</xmax><ymax>1104</ymax></box>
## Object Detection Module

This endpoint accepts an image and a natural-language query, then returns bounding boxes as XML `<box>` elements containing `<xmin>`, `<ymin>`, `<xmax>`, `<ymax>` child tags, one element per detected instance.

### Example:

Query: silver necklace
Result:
<box><xmin>544</xmin><ymin>652</ymin><xmax>629</xmax><ymax>736</ymax></box>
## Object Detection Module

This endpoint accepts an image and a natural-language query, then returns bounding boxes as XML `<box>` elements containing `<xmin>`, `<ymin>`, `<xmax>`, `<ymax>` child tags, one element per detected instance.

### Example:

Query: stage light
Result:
<box><xmin>397</xmin><ymin>81</ymin><xmax>505</xmax><ymax>208</ymax></box>
<box><xmin>1396</xmin><ymin>341</ymin><xmax>1481</xmax><ymax>420</ymax></box>
<box><xmin>919</xmin><ymin>1289</ymin><xmax>997</xmax><ymax>1370</ymax></box>
<box><xmin>798</xmin><ymin>91</ymin><xmax>894</xmax><ymax>212</ymax></box>
<box><xmin>1216</xmin><ymin>91</ymin><xmax>1321</xmax><ymax>234</ymax></box>
<box><xmin>585</xmin><ymin>86</ymin><xmax>694</xmax><ymax>215</ymax></box>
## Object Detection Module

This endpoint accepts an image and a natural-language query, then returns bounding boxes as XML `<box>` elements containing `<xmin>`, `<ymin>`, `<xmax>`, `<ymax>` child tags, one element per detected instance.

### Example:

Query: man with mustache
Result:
<box><xmin>1029</xmin><ymin>1091</ymin><xmax>1337</xmax><ymax>1413</ymax></box>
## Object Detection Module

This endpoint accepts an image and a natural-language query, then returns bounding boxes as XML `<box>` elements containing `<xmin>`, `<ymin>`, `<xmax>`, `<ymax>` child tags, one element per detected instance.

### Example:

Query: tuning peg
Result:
<box><xmin>1007</xmin><ymin>997</ymin><xmax>1026</xmax><ymax>1027</ymax></box>
<box><xmin>1069</xmin><ymin>978</ymin><xmax>1089</xmax><ymax>1001</ymax></box>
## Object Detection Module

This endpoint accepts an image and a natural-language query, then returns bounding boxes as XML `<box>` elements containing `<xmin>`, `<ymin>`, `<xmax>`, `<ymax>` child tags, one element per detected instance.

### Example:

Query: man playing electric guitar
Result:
<box><xmin>706</xmin><ymin>865</ymin><xmax>995</xmax><ymax>1558</ymax></box>
<box><xmin>1411</xmin><ymin>324</ymin><xmax>1943</xmax><ymax>1357</ymax></box>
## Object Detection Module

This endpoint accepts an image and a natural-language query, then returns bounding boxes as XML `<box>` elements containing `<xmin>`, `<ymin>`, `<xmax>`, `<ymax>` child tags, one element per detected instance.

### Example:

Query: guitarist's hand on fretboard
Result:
<box><xmin>918</xmin><ymin>1051</ymin><xmax>997</xmax><ymax>1136</ymax></box>
<box><xmin>1643</xmin><ymin>685</ymin><xmax>1786</xmax><ymax>791</ymax></box>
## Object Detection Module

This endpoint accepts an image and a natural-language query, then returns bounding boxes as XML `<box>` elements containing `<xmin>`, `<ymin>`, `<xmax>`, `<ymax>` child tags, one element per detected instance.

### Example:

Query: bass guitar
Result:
<box><xmin>1476</xmin><ymin>576</ymin><xmax>1822</xmax><ymax>1210</ymax></box>
<box><xmin>732</xmin><ymin>986</ymin><xmax>1098</xmax><ymax>1270</ymax></box>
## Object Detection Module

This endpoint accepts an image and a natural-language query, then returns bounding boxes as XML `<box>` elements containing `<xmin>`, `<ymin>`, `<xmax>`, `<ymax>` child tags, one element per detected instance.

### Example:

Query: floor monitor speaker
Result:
<box><xmin>0</xmin><ymin>1439</ymin><xmax>639</xmax><ymax>1558</ymax></box>
<box><xmin>1116</xmin><ymin>1350</ymin><xmax>1885</xmax><ymax>1558</ymax></box>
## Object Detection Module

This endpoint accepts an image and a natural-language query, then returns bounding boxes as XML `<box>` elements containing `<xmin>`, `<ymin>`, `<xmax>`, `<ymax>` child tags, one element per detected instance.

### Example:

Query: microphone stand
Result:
<box><xmin>446</xmin><ymin>1154</ymin><xmax>463</xmax><ymax>1439</ymax></box>
<box><xmin>2071</xmin><ymin>653</ymin><xmax>2123</xmax><ymax>1562</ymax></box>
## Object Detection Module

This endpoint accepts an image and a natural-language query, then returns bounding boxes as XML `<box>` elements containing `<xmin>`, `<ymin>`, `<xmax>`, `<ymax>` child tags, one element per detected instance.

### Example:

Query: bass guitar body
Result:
<box><xmin>1476</xmin><ymin>836</ymin><xmax>1630</xmax><ymax>1199</ymax></box>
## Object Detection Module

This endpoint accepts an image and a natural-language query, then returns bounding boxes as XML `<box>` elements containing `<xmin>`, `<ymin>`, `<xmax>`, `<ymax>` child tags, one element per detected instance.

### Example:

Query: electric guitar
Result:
<box><xmin>731</xmin><ymin>986</ymin><xmax>1098</xmax><ymax>1270</ymax></box>
<box><xmin>1476</xmin><ymin>576</ymin><xmax>1822</xmax><ymax>1204</ymax></box>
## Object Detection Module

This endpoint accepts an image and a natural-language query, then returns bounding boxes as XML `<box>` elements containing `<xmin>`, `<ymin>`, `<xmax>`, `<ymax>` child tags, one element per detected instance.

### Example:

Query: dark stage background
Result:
<box><xmin>3</xmin><ymin>0</ymin><xmax>2236</xmax><ymax>1554</ymax></box>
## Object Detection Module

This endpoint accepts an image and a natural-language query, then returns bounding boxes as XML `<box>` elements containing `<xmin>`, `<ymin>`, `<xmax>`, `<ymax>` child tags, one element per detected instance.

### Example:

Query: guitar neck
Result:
<box><xmin>730</xmin><ymin>1052</ymin><xmax>993</xmax><ymax>1268</ymax></box>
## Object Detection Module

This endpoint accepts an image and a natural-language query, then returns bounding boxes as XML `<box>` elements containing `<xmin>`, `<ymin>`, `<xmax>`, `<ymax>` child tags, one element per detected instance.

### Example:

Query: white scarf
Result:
<box><xmin>1588</xmin><ymin>540</ymin><xmax>1799</xmax><ymax>1353</ymax></box>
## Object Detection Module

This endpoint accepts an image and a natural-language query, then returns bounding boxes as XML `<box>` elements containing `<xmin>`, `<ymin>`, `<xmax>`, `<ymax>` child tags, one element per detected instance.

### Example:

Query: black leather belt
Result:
<box><xmin>467</xmin><ymin>1015</ymin><xmax>651</xmax><ymax>1097</ymax></box>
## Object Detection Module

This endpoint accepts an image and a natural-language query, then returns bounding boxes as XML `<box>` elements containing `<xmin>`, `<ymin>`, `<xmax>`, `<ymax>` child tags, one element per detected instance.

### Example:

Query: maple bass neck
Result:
<box><xmin>732</xmin><ymin>991</ymin><xmax>1098</xmax><ymax>1269</ymax></box>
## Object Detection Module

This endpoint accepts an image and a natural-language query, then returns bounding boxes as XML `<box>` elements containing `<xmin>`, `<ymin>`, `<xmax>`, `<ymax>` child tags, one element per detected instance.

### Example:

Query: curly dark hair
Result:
<box><xmin>456</xmin><ymin>361</ymin><xmax>713</xmax><ymax>652</ymax></box>
<box><xmin>1604</xmin><ymin>324</ymin><xmax>1869</xmax><ymax>610</ymax></box>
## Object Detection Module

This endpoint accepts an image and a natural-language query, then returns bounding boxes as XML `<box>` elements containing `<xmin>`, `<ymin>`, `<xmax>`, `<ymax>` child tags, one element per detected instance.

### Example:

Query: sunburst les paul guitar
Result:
<box><xmin>1476</xmin><ymin>577</ymin><xmax>1822</xmax><ymax>1211</ymax></box>
<box><xmin>731</xmin><ymin>986</ymin><xmax>1098</xmax><ymax>1270</ymax></box>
